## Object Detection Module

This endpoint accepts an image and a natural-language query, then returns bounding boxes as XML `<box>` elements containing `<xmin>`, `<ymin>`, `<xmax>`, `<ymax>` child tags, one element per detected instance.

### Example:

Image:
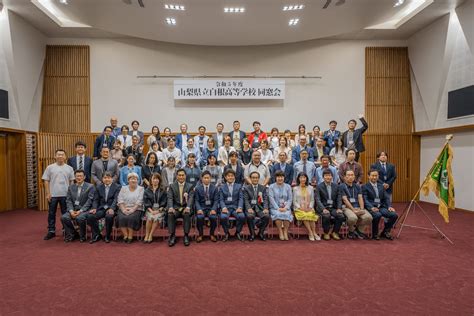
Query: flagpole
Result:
<box><xmin>396</xmin><ymin>134</ymin><xmax>454</xmax><ymax>244</ymax></box>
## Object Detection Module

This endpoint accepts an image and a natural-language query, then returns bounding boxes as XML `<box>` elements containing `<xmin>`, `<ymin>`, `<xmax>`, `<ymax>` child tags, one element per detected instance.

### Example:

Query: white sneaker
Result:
<box><xmin>314</xmin><ymin>234</ymin><xmax>321</xmax><ymax>241</ymax></box>
<box><xmin>309</xmin><ymin>235</ymin><xmax>315</xmax><ymax>241</ymax></box>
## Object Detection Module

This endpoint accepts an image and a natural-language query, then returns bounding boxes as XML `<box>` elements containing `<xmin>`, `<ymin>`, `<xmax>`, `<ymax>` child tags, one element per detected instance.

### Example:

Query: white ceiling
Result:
<box><xmin>3</xmin><ymin>0</ymin><xmax>466</xmax><ymax>45</ymax></box>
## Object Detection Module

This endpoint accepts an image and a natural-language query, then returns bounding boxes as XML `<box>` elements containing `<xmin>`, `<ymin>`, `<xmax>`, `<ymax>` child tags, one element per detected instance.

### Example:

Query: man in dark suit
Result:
<box><xmin>363</xmin><ymin>169</ymin><xmax>398</xmax><ymax>240</ymax></box>
<box><xmin>223</xmin><ymin>151</ymin><xmax>245</xmax><ymax>184</ymax></box>
<box><xmin>316</xmin><ymin>169</ymin><xmax>345</xmax><ymax>241</ymax></box>
<box><xmin>88</xmin><ymin>171</ymin><xmax>121</xmax><ymax>243</ymax></box>
<box><xmin>322</xmin><ymin>120</ymin><xmax>341</xmax><ymax>152</ymax></box>
<box><xmin>60</xmin><ymin>170</ymin><xmax>95</xmax><ymax>242</ymax></box>
<box><xmin>292</xmin><ymin>135</ymin><xmax>314</xmax><ymax>163</ymax></box>
<box><xmin>271</xmin><ymin>151</ymin><xmax>294</xmax><ymax>185</ymax></box>
<box><xmin>227</xmin><ymin>120</ymin><xmax>246</xmax><ymax>151</ymax></box>
<box><xmin>167</xmin><ymin>169</ymin><xmax>194</xmax><ymax>247</ymax></box>
<box><xmin>67</xmin><ymin>141</ymin><xmax>93</xmax><ymax>183</ymax></box>
<box><xmin>91</xmin><ymin>147</ymin><xmax>120</xmax><ymax>184</ymax></box>
<box><xmin>219</xmin><ymin>169</ymin><xmax>245</xmax><ymax>241</ymax></box>
<box><xmin>175</xmin><ymin>123</ymin><xmax>191</xmax><ymax>151</ymax></box>
<box><xmin>93</xmin><ymin>126</ymin><xmax>115</xmax><ymax>158</ymax></box>
<box><xmin>342</xmin><ymin>114</ymin><xmax>368</xmax><ymax>162</ymax></box>
<box><xmin>243</xmin><ymin>171</ymin><xmax>270</xmax><ymax>241</ymax></box>
<box><xmin>194</xmin><ymin>171</ymin><xmax>219</xmax><ymax>242</ymax></box>
<box><xmin>370</xmin><ymin>151</ymin><xmax>397</xmax><ymax>204</ymax></box>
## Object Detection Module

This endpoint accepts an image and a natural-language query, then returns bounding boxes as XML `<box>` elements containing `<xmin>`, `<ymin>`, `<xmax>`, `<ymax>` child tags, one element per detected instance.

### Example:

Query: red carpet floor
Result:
<box><xmin>0</xmin><ymin>202</ymin><xmax>473</xmax><ymax>315</ymax></box>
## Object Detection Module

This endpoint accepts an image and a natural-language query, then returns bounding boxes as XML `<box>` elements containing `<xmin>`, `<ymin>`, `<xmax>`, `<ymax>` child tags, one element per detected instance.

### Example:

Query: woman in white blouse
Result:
<box><xmin>273</xmin><ymin>137</ymin><xmax>292</xmax><ymax>164</ymax></box>
<box><xmin>146</xmin><ymin>126</ymin><xmax>162</xmax><ymax>148</ymax></box>
<box><xmin>330</xmin><ymin>138</ymin><xmax>346</xmax><ymax>168</ymax></box>
<box><xmin>258</xmin><ymin>139</ymin><xmax>274</xmax><ymax>166</ymax></box>
<box><xmin>117</xmin><ymin>172</ymin><xmax>144</xmax><ymax>243</ymax></box>
<box><xmin>294</xmin><ymin>124</ymin><xmax>307</xmax><ymax>144</ymax></box>
<box><xmin>217</xmin><ymin>136</ymin><xmax>236</xmax><ymax>167</ymax></box>
<box><xmin>117</xmin><ymin>125</ymin><xmax>132</xmax><ymax>149</ymax></box>
<box><xmin>284</xmin><ymin>129</ymin><xmax>296</xmax><ymax>149</ymax></box>
<box><xmin>267</xmin><ymin>127</ymin><xmax>280</xmax><ymax>150</ymax></box>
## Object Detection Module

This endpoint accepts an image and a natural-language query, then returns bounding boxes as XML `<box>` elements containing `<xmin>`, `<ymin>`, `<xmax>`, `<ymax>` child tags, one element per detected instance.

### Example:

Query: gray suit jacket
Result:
<box><xmin>212</xmin><ymin>132</ymin><xmax>227</xmax><ymax>148</ymax></box>
<box><xmin>91</xmin><ymin>158</ymin><xmax>119</xmax><ymax>184</ymax></box>
<box><xmin>66</xmin><ymin>182</ymin><xmax>95</xmax><ymax>212</ymax></box>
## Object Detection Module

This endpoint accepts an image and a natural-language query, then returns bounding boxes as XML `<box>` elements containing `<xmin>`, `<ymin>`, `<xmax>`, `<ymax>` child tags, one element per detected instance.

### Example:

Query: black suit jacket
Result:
<box><xmin>167</xmin><ymin>182</ymin><xmax>194</xmax><ymax>212</ymax></box>
<box><xmin>362</xmin><ymin>182</ymin><xmax>390</xmax><ymax>209</ymax></box>
<box><xmin>194</xmin><ymin>183</ymin><xmax>219</xmax><ymax>211</ymax></box>
<box><xmin>342</xmin><ymin>117</ymin><xmax>368</xmax><ymax>152</ymax></box>
<box><xmin>243</xmin><ymin>184</ymin><xmax>269</xmax><ymax>212</ymax></box>
<box><xmin>67</xmin><ymin>156</ymin><xmax>93</xmax><ymax>183</ymax></box>
<box><xmin>370</xmin><ymin>162</ymin><xmax>397</xmax><ymax>193</ymax></box>
<box><xmin>92</xmin><ymin>182</ymin><xmax>121</xmax><ymax>212</ymax></box>
<box><xmin>315</xmin><ymin>182</ymin><xmax>342</xmax><ymax>212</ymax></box>
<box><xmin>223</xmin><ymin>163</ymin><xmax>245</xmax><ymax>184</ymax></box>
<box><xmin>94</xmin><ymin>134</ymin><xmax>115</xmax><ymax>158</ymax></box>
<box><xmin>143</xmin><ymin>187</ymin><xmax>167</xmax><ymax>211</ymax></box>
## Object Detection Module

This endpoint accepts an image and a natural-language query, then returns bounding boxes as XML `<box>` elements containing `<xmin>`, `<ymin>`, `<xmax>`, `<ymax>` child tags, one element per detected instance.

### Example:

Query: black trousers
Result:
<box><xmin>86</xmin><ymin>209</ymin><xmax>115</xmax><ymax>238</ymax></box>
<box><xmin>47</xmin><ymin>197</ymin><xmax>67</xmax><ymax>233</ymax></box>
<box><xmin>320</xmin><ymin>209</ymin><xmax>345</xmax><ymax>234</ymax></box>
<box><xmin>247</xmin><ymin>210</ymin><xmax>270</xmax><ymax>235</ymax></box>
<box><xmin>196</xmin><ymin>210</ymin><xmax>218</xmax><ymax>236</ymax></box>
<box><xmin>168</xmin><ymin>211</ymin><xmax>191</xmax><ymax>235</ymax></box>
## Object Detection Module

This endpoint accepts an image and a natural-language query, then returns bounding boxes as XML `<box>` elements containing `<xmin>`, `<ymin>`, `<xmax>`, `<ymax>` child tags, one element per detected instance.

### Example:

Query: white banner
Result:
<box><xmin>174</xmin><ymin>79</ymin><xmax>285</xmax><ymax>99</ymax></box>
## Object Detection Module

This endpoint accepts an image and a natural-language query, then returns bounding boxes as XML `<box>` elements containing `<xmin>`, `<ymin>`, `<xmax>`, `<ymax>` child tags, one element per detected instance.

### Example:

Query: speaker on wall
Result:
<box><xmin>0</xmin><ymin>89</ymin><xmax>8</xmax><ymax>119</ymax></box>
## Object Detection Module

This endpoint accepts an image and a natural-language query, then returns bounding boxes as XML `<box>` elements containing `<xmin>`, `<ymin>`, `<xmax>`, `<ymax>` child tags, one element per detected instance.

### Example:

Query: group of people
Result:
<box><xmin>42</xmin><ymin>115</ymin><xmax>398</xmax><ymax>247</ymax></box>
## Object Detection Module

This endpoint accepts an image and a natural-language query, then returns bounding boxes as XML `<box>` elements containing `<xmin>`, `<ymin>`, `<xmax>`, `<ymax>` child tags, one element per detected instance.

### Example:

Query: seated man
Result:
<box><xmin>219</xmin><ymin>169</ymin><xmax>245</xmax><ymax>242</ymax></box>
<box><xmin>88</xmin><ymin>171</ymin><xmax>121</xmax><ymax>243</ymax></box>
<box><xmin>315</xmin><ymin>169</ymin><xmax>345</xmax><ymax>241</ymax></box>
<box><xmin>167</xmin><ymin>169</ymin><xmax>194</xmax><ymax>247</ymax></box>
<box><xmin>363</xmin><ymin>169</ymin><xmax>398</xmax><ymax>240</ymax></box>
<box><xmin>340</xmin><ymin>169</ymin><xmax>372</xmax><ymax>240</ymax></box>
<box><xmin>61</xmin><ymin>170</ymin><xmax>95</xmax><ymax>242</ymax></box>
<box><xmin>243</xmin><ymin>171</ymin><xmax>270</xmax><ymax>241</ymax></box>
<box><xmin>194</xmin><ymin>171</ymin><xmax>219</xmax><ymax>242</ymax></box>
<box><xmin>271</xmin><ymin>151</ymin><xmax>294</xmax><ymax>185</ymax></box>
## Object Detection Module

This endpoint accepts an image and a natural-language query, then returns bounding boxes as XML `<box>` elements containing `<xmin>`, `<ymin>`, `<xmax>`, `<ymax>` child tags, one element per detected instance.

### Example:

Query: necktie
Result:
<box><xmin>79</xmin><ymin>156</ymin><xmax>83</xmax><ymax>170</ymax></box>
<box><xmin>102</xmin><ymin>160</ymin><xmax>108</xmax><ymax>172</ymax></box>
<box><xmin>205</xmin><ymin>186</ymin><xmax>209</xmax><ymax>199</ymax></box>
<box><xmin>382</xmin><ymin>163</ymin><xmax>387</xmax><ymax>172</ymax></box>
<box><xmin>303</xmin><ymin>161</ymin><xmax>307</xmax><ymax>175</ymax></box>
<box><xmin>373</xmin><ymin>184</ymin><xmax>379</xmax><ymax>198</ymax></box>
<box><xmin>179</xmin><ymin>184</ymin><xmax>184</xmax><ymax>204</ymax></box>
<box><xmin>105</xmin><ymin>185</ymin><xmax>109</xmax><ymax>201</ymax></box>
<box><xmin>254</xmin><ymin>186</ymin><xmax>258</xmax><ymax>197</ymax></box>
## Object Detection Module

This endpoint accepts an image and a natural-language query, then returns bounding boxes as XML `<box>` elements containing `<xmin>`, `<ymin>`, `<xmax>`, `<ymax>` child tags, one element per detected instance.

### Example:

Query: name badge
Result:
<box><xmin>251</xmin><ymin>199</ymin><xmax>257</xmax><ymax>205</ymax></box>
<box><xmin>74</xmin><ymin>201</ymin><xmax>80</xmax><ymax>206</ymax></box>
<box><xmin>227</xmin><ymin>197</ymin><xmax>233</xmax><ymax>202</ymax></box>
<box><xmin>327</xmin><ymin>199</ymin><xmax>333</xmax><ymax>205</ymax></box>
<box><xmin>384</xmin><ymin>176</ymin><xmax>387</xmax><ymax>180</ymax></box>
<box><xmin>374</xmin><ymin>198</ymin><xmax>381</xmax><ymax>203</ymax></box>
<box><xmin>349</xmin><ymin>140</ymin><xmax>354</xmax><ymax>144</ymax></box>
<box><xmin>205</xmin><ymin>200</ymin><xmax>211</xmax><ymax>206</ymax></box>
<box><xmin>190</xmin><ymin>178</ymin><xmax>195</xmax><ymax>182</ymax></box>
<box><xmin>104</xmin><ymin>204</ymin><xmax>109</xmax><ymax>210</ymax></box>
<box><xmin>349</xmin><ymin>198</ymin><xmax>356</xmax><ymax>203</ymax></box>
<box><xmin>153</xmin><ymin>203</ymin><xmax>159</xmax><ymax>209</ymax></box>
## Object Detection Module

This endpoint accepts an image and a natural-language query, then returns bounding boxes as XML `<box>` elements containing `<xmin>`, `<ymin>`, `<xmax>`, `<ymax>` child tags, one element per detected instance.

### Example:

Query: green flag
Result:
<box><xmin>422</xmin><ymin>144</ymin><xmax>455</xmax><ymax>223</ymax></box>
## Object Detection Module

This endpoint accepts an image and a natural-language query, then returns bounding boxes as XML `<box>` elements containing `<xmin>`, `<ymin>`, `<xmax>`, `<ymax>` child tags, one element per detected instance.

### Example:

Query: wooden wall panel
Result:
<box><xmin>40</xmin><ymin>45</ymin><xmax>90</xmax><ymax>133</ymax></box>
<box><xmin>365</xmin><ymin>47</ymin><xmax>420</xmax><ymax>202</ymax></box>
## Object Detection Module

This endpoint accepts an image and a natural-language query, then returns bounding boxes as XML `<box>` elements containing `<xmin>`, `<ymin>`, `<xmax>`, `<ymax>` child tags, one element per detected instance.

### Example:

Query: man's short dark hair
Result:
<box><xmin>348</xmin><ymin>119</ymin><xmax>357</xmax><ymax>125</ymax></box>
<box><xmin>274</xmin><ymin>170</ymin><xmax>285</xmax><ymax>178</ymax></box>
<box><xmin>346</xmin><ymin>149</ymin><xmax>356</xmax><ymax>156</ymax></box>
<box><xmin>322</xmin><ymin>169</ymin><xmax>332</xmax><ymax>176</ymax></box>
<box><xmin>103</xmin><ymin>126</ymin><xmax>113</xmax><ymax>132</ymax></box>
<box><xmin>176</xmin><ymin>168</ymin><xmax>186</xmax><ymax>175</ymax></box>
<box><xmin>74</xmin><ymin>169</ymin><xmax>85</xmax><ymax>175</ymax></box>
<box><xmin>131</xmin><ymin>120</ymin><xmax>140</xmax><ymax>126</ymax></box>
<box><xmin>249</xmin><ymin>171</ymin><xmax>260</xmax><ymax>178</ymax></box>
<box><xmin>329</xmin><ymin>120</ymin><xmax>337</xmax><ymax>125</ymax></box>
<box><xmin>321</xmin><ymin>155</ymin><xmax>330</xmax><ymax>161</ymax></box>
<box><xmin>75</xmin><ymin>141</ymin><xmax>86</xmax><ymax>148</ymax></box>
<box><xmin>224</xmin><ymin>169</ymin><xmax>236</xmax><ymax>177</ymax></box>
<box><xmin>369</xmin><ymin>169</ymin><xmax>379</xmax><ymax>176</ymax></box>
<box><xmin>55</xmin><ymin>149</ymin><xmax>66</xmax><ymax>155</ymax></box>
<box><xmin>253</xmin><ymin>121</ymin><xmax>261</xmax><ymax>126</ymax></box>
<box><xmin>377</xmin><ymin>151</ymin><xmax>388</xmax><ymax>158</ymax></box>
<box><xmin>201</xmin><ymin>170</ymin><xmax>211</xmax><ymax>178</ymax></box>
<box><xmin>103</xmin><ymin>171</ymin><xmax>113</xmax><ymax>178</ymax></box>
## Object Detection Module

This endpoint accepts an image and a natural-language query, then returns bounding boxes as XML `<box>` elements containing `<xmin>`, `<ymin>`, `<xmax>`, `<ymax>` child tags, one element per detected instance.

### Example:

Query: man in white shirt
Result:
<box><xmin>42</xmin><ymin>149</ymin><xmax>75</xmax><ymax>240</ymax></box>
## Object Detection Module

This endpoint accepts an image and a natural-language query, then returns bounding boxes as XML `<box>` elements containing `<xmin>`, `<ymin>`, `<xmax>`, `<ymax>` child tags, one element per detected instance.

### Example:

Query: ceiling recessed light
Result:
<box><xmin>289</xmin><ymin>18</ymin><xmax>299</xmax><ymax>26</ymax></box>
<box><xmin>164</xmin><ymin>4</ymin><xmax>185</xmax><ymax>11</ymax></box>
<box><xmin>224</xmin><ymin>7</ymin><xmax>245</xmax><ymax>13</ymax></box>
<box><xmin>165</xmin><ymin>17</ymin><xmax>177</xmax><ymax>25</ymax></box>
<box><xmin>283</xmin><ymin>4</ymin><xmax>304</xmax><ymax>11</ymax></box>
<box><xmin>393</xmin><ymin>0</ymin><xmax>405</xmax><ymax>7</ymax></box>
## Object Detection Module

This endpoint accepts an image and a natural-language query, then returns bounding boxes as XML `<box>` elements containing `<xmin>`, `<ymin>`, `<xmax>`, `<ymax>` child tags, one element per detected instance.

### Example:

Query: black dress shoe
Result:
<box><xmin>90</xmin><ymin>235</ymin><xmax>102</xmax><ymax>244</ymax></box>
<box><xmin>126</xmin><ymin>238</ymin><xmax>133</xmax><ymax>244</ymax></box>
<box><xmin>222</xmin><ymin>234</ymin><xmax>229</xmax><ymax>242</ymax></box>
<box><xmin>236</xmin><ymin>233</ymin><xmax>244</xmax><ymax>242</ymax></box>
<box><xmin>356</xmin><ymin>230</ymin><xmax>368</xmax><ymax>239</ymax></box>
<box><xmin>44</xmin><ymin>232</ymin><xmax>55</xmax><ymax>240</ymax></box>
<box><xmin>372</xmin><ymin>235</ymin><xmax>380</xmax><ymax>241</ymax></box>
<box><xmin>382</xmin><ymin>231</ymin><xmax>394</xmax><ymax>240</ymax></box>
<box><xmin>248</xmin><ymin>235</ymin><xmax>255</xmax><ymax>242</ymax></box>
<box><xmin>64</xmin><ymin>237</ymin><xmax>73</xmax><ymax>243</ymax></box>
<box><xmin>347</xmin><ymin>232</ymin><xmax>356</xmax><ymax>239</ymax></box>
<box><xmin>168</xmin><ymin>235</ymin><xmax>176</xmax><ymax>247</ymax></box>
<box><xmin>258</xmin><ymin>232</ymin><xmax>266</xmax><ymax>241</ymax></box>
<box><xmin>104</xmin><ymin>237</ymin><xmax>111</xmax><ymax>243</ymax></box>
<box><xmin>79</xmin><ymin>237</ymin><xmax>86</xmax><ymax>243</ymax></box>
<box><xmin>184</xmin><ymin>235</ymin><xmax>190</xmax><ymax>246</ymax></box>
